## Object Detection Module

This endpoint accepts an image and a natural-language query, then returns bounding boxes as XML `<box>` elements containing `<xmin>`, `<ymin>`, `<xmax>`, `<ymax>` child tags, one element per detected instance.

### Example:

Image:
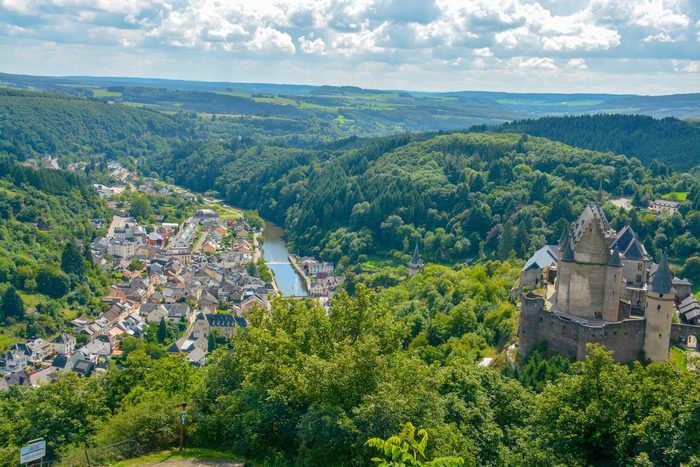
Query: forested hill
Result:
<box><xmin>499</xmin><ymin>114</ymin><xmax>700</xmax><ymax>170</ymax></box>
<box><xmin>0</xmin><ymin>89</ymin><xmax>193</xmax><ymax>159</ymax></box>
<box><xmin>151</xmin><ymin>131</ymin><xmax>700</xmax><ymax>270</ymax></box>
<box><xmin>0</xmin><ymin>156</ymin><xmax>111</xmax><ymax>343</ymax></box>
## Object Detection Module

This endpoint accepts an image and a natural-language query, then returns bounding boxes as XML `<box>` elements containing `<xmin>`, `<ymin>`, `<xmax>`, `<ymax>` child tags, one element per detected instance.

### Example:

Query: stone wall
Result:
<box><xmin>518</xmin><ymin>294</ymin><xmax>646</xmax><ymax>362</ymax></box>
<box><xmin>518</xmin><ymin>293</ymin><xmax>545</xmax><ymax>358</ymax></box>
<box><xmin>670</xmin><ymin>323</ymin><xmax>700</xmax><ymax>351</ymax></box>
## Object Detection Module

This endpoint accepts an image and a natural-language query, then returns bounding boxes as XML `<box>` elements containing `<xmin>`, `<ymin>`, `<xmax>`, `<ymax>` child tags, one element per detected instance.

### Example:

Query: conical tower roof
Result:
<box><xmin>410</xmin><ymin>242</ymin><xmax>422</xmax><ymax>265</ymax></box>
<box><xmin>650</xmin><ymin>252</ymin><xmax>673</xmax><ymax>294</ymax></box>
<box><xmin>608</xmin><ymin>248</ymin><xmax>622</xmax><ymax>267</ymax></box>
<box><xmin>561</xmin><ymin>231</ymin><xmax>574</xmax><ymax>261</ymax></box>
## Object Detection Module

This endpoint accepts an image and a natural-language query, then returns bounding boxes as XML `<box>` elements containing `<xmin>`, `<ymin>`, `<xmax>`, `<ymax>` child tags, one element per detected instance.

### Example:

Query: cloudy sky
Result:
<box><xmin>1</xmin><ymin>0</ymin><xmax>699</xmax><ymax>94</ymax></box>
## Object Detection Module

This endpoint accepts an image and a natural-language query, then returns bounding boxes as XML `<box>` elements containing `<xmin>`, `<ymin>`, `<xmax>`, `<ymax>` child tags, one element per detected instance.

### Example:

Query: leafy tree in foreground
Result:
<box><xmin>366</xmin><ymin>422</ymin><xmax>464</xmax><ymax>467</ymax></box>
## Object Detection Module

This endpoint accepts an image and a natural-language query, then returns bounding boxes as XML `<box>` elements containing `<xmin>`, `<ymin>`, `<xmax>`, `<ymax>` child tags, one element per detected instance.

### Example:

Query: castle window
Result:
<box><xmin>659</xmin><ymin>334</ymin><xmax>662</xmax><ymax>338</ymax></box>
<box><xmin>539</xmin><ymin>317</ymin><xmax>543</xmax><ymax>322</ymax></box>
<box><xmin>660</xmin><ymin>294</ymin><xmax>664</xmax><ymax>298</ymax></box>
<box><xmin>637</xmin><ymin>263</ymin><xmax>643</xmax><ymax>271</ymax></box>
<box><xmin>657</xmin><ymin>305</ymin><xmax>661</xmax><ymax>311</ymax></box>
<box><xmin>613</xmin><ymin>331</ymin><xmax>617</xmax><ymax>336</ymax></box>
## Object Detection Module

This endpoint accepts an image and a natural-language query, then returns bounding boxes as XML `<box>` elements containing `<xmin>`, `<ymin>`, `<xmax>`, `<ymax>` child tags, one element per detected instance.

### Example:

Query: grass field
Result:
<box><xmin>669</xmin><ymin>346</ymin><xmax>687</xmax><ymax>371</ymax></box>
<box><xmin>252</xmin><ymin>95</ymin><xmax>298</xmax><ymax>106</ymax></box>
<box><xmin>662</xmin><ymin>191</ymin><xmax>688</xmax><ymax>201</ymax></box>
<box><xmin>92</xmin><ymin>88</ymin><xmax>123</xmax><ymax>98</ymax></box>
<box><xmin>113</xmin><ymin>448</ymin><xmax>246</xmax><ymax>466</ymax></box>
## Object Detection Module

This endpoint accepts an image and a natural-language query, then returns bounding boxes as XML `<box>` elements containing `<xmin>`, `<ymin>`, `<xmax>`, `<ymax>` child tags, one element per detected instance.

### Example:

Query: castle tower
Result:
<box><xmin>643</xmin><ymin>253</ymin><xmax>675</xmax><ymax>361</ymax></box>
<box><xmin>556</xmin><ymin>215</ymin><xmax>622</xmax><ymax>319</ymax></box>
<box><xmin>407</xmin><ymin>242</ymin><xmax>424</xmax><ymax>278</ymax></box>
<box><xmin>602</xmin><ymin>249</ymin><xmax>624</xmax><ymax>321</ymax></box>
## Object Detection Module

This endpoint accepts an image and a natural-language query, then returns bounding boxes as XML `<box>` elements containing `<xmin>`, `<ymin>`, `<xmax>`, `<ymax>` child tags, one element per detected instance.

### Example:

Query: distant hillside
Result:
<box><xmin>0</xmin><ymin>89</ymin><xmax>190</xmax><ymax>158</ymax></box>
<box><xmin>3</xmin><ymin>72</ymin><xmax>699</xmax><ymax>137</ymax></box>
<box><xmin>153</xmin><ymin>130</ymin><xmax>700</xmax><ymax>266</ymax></box>
<box><xmin>500</xmin><ymin>114</ymin><xmax>700</xmax><ymax>170</ymax></box>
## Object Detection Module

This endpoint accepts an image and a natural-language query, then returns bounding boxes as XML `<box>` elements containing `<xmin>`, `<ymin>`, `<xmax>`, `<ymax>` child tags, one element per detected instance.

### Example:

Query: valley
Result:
<box><xmin>0</xmin><ymin>78</ymin><xmax>698</xmax><ymax>466</ymax></box>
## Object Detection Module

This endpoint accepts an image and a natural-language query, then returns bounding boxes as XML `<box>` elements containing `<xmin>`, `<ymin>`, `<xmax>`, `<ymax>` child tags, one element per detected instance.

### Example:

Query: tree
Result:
<box><xmin>366</xmin><ymin>422</ymin><xmax>464</xmax><ymax>466</ymax></box>
<box><xmin>130</xmin><ymin>194</ymin><xmax>152</xmax><ymax>220</ymax></box>
<box><xmin>36</xmin><ymin>266</ymin><xmax>70</xmax><ymax>298</ymax></box>
<box><xmin>245</xmin><ymin>261</ymin><xmax>259</xmax><ymax>277</ymax></box>
<box><xmin>497</xmin><ymin>221</ymin><xmax>515</xmax><ymax>260</ymax></box>
<box><xmin>128</xmin><ymin>259</ymin><xmax>144</xmax><ymax>271</ymax></box>
<box><xmin>682</xmin><ymin>256</ymin><xmax>700</xmax><ymax>284</ymax></box>
<box><xmin>157</xmin><ymin>317</ymin><xmax>168</xmax><ymax>344</ymax></box>
<box><xmin>1</xmin><ymin>285</ymin><xmax>24</xmax><ymax>321</ymax></box>
<box><xmin>61</xmin><ymin>242</ymin><xmax>85</xmax><ymax>276</ymax></box>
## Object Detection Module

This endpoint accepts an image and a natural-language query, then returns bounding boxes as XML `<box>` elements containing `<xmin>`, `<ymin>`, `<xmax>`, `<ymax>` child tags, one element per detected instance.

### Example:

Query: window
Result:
<box><xmin>637</xmin><ymin>263</ymin><xmax>643</xmax><ymax>271</ymax></box>
<box><xmin>657</xmin><ymin>305</ymin><xmax>661</xmax><ymax>311</ymax></box>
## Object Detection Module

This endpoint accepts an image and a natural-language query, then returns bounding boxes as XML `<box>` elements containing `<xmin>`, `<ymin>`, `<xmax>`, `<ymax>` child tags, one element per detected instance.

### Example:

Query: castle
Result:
<box><xmin>518</xmin><ymin>198</ymin><xmax>700</xmax><ymax>362</ymax></box>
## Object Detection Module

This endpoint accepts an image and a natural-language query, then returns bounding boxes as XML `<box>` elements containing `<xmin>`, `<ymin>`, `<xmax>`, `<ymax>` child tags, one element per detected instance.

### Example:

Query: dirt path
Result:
<box><xmin>138</xmin><ymin>461</ymin><xmax>244</xmax><ymax>466</ymax></box>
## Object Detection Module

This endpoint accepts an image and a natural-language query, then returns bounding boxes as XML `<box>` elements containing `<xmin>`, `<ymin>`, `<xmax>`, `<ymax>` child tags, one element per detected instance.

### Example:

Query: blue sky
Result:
<box><xmin>1</xmin><ymin>0</ymin><xmax>699</xmax><ymax>94</ymax></box>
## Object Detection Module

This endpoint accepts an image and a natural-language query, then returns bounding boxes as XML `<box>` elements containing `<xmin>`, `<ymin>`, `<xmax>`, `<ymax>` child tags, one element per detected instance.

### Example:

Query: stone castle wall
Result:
<box><xmin>519</xmin><ymin>294</ymin><xmax>646</xmax><ymax>362</ymax></box>
<box><xmin>670</xmin><ymin>323</ymin><xmax>700</xmax><ymax>351</ymax></box>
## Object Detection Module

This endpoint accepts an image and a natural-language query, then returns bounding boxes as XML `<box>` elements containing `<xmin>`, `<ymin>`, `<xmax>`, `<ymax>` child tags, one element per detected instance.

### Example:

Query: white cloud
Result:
<box><xmin>245</xmin><ymin>27</ymin><xmax>295</xmax><ymax>54</ymax></box>
<box><xmin>299</xmin><ymin>34</ymin><xmax>326</xmax><ymax>54</ymax></box>
<box><xmin>672</xmin><ymin>59</ymin><xmax>700</xmax><ymax>72</ymax></box>
<box><xmin>513</xmin><ymin>56</ymin><xmax>557</xmax><ymax>70</ymax></box>
<box><xmin>474</xmin><ymin>47</ymin><xmax>494</xmax><ymax>57</ymax></box>
<box><xmin>643</xmin><ymin>32</ymin><xmax>676</xmax><ymax>42</ymax></box>
<box><xmin>0</xmin><ymin>0</ymin><xmax>698</xmax><ymax>92</ymax></box>
<box><xmin>566</xmin><ymin>58</ymin><xmax>587</xmax><ymax>69</ymax></box>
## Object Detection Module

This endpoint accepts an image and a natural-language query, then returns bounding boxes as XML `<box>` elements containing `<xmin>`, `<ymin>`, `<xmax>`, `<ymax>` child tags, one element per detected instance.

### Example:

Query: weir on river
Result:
<box><xmin>262</xmin><ymin>221</ymin><xmax>308</xmax><ymax>297</ymax></box>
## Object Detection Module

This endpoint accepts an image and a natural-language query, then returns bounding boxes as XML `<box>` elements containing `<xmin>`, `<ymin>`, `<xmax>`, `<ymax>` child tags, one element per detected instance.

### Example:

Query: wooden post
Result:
<box><xmin>176</xmin><ymin>402</ymin><xmax>188</xmax><ymax>452</ymax></box>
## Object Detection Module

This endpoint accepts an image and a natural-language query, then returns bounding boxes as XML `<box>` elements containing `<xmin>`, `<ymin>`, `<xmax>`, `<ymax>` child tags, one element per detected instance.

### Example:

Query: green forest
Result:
<box><xmin>500</xmin><ymin>114</ymin><xmax>700</xmax><ymax>170</ymax></box>
<box><xmin>0</xmin><ymin>156</ymin><xmax>110</xmax><ymax>346</ymax></box>
<box><xmin>1</xmin><ymin>274</ymin><xmax>699</xmax><ymax>466</ymax></box>
<box><xmin>150</xmin><ymin>131</ymin><xmax>700</xmax><ymax>283</ymax></box>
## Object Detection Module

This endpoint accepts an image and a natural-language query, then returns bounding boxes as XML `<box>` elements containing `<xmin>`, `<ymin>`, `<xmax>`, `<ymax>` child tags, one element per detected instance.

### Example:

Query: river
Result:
<box><xmin>262</xmin><ymin>221</ymin><xmax>308</xmax><ymax>297</ymax></box>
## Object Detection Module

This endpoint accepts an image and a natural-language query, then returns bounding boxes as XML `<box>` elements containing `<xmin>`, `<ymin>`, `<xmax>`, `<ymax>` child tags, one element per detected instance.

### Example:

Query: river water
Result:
<box><xmin>262</xmin><ymin>221</ymin><xmax>308</xmax><ymax>297</ymax></box>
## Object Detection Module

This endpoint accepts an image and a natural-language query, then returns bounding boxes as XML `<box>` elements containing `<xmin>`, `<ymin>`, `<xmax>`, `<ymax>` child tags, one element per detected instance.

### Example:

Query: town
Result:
<box><xmin>0</xmin><ymin>162</ymin><xmax>340</xmax><ymax>387</ymax></box>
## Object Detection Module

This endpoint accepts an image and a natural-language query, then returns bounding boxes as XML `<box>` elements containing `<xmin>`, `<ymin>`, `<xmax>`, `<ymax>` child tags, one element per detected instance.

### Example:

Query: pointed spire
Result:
<box><xmin>597</xmin><ymin>179</ymin><xmax>603</xmax><ymax>205</ymax></box>
<box><xmin>558</xmin><ymin>225</ymin><xmax>569</xmax><ymax>247</ymax></box>
<box><xmin>411</xmin><ymin>241</ymin><xmax>422</xmax><ymax>265</ymax></box>
<box><xmin>561</xmin><ymin>231</ymin><xmax>574</xmax><ymax>261</ymax></box>
<box><xmin>608</xmin><ymin>248</ymin><xmax>622</xmax><ymax>267</ymax></box>
<box><xmin>650</xmin><ymin>252</ymin><xmax>673</xmax><ymax>294</ymax></box>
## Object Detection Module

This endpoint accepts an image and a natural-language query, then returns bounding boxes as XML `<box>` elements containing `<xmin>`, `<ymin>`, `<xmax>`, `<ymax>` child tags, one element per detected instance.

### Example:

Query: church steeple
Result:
<box><xmin>407</xmin><ymin>241</ymin><xmax>424</xmax><ymax>277</ymax></box>
<box><xmin>411</xmin><ymin>242</ymin><xmax>421</xmax><ymax>265</ymax></box>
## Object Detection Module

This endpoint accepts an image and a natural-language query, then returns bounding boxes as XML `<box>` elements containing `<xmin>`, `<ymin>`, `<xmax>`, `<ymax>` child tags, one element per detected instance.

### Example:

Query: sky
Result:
<box><xmin>0</xmin><ymin>0</ymin><xmax>699</xmax><ymax>94</ymax></box>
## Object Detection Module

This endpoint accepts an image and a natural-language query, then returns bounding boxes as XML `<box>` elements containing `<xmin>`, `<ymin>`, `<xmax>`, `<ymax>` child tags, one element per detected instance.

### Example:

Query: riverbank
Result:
<box><xmin>288</xmin><ymin>254</ymin><xmax>312</xmax><ymax>291</ymax></box>
<box><xmin>262</xmin><ymin>221</ymin><xmax>308</xmax><ymax>297</ymax></box>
